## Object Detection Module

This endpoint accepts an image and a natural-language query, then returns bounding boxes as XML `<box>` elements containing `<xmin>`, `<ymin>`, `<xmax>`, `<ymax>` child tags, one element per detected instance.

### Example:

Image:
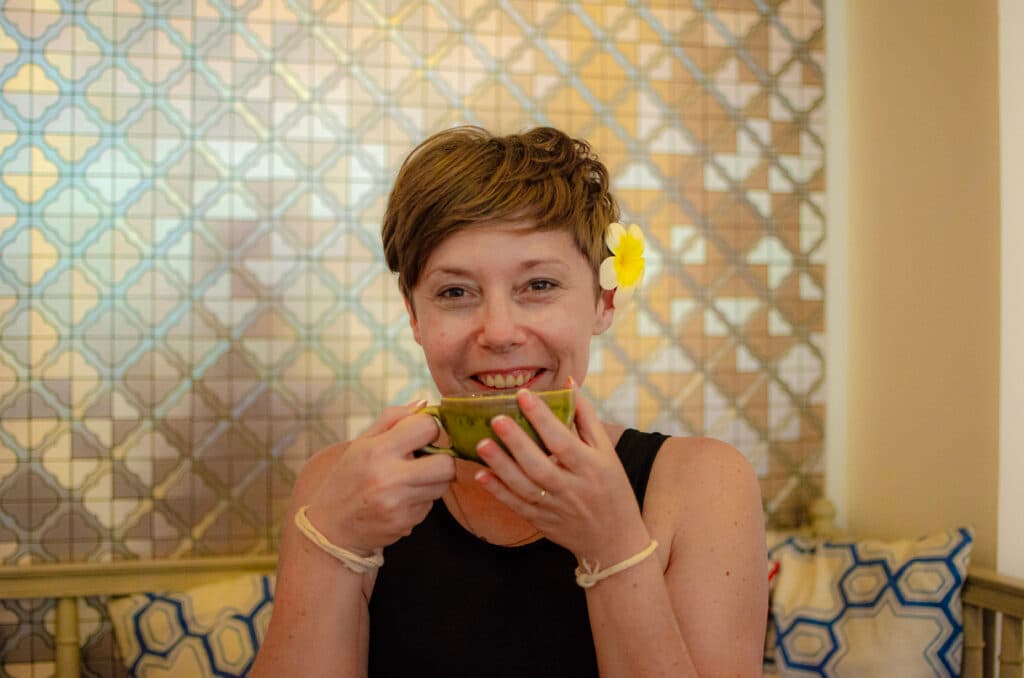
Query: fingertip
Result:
<box><xmin>489</xmin><ymin>414</ymin><xmax>513</xmax><ymax>434</ymax></box>
<box><xmin>413</xmin><ymin>408</ymin><xmax>439</xmax><ymax>432</ymax></box>
<box><xmin>475</xmin><ymin>438</ymin><xmax>500</xmax><ymax>464</ymax></box>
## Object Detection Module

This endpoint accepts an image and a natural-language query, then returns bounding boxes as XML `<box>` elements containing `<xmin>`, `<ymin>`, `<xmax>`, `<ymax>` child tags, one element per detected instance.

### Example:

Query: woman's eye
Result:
<box><xmin>528</xmin><ymin>279</ymin><xmax>557</xmax><ymax>292</ymax></box>
<box><xmin>438</xmin><ymin>287</ymin><xmax>466</xmax><ymax>299</ymax></box>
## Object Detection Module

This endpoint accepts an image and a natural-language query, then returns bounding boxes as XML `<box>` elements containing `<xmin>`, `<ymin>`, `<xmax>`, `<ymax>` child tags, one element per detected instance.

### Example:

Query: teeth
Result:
<box><xmin>481</xmin><ymin>372</ymin><xmax>534</xmax><ymax>388</ymax></box>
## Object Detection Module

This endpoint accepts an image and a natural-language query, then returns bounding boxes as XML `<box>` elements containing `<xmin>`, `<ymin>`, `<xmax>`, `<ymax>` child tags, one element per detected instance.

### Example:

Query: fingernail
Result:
<box><xmin>407</xmin><ymin>398</ymin><xmax>427</xmax><ymax>410</ymax></box>
<box><xmin>566</xmin><ymin>375</ymin><xmax>576</xmax><ymax>389</ymax></box>
<box><xmin>490</xmin><ymin>415</ymin><xmax>511</xmax><ymax>432</ymax></box>
<box><xmin>517</xmin><ymin>388</ymin><xmax>536</xmax><ymax>409</ymax></box>
<box><xmin>474</xmin><ymin>470</ymin><xmax>489</xmax><ymax>484</ymax></box>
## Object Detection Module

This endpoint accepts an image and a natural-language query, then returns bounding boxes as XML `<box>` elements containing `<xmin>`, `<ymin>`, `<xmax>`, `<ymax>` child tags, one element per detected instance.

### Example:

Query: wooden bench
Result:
<box><xmin>962</xmin><ymin>566</ymin><xmax>1024</xmax><ymax>678</ymax></box>
<box><xmin>0</xmin><ymin>555</ymin><xmax>276</xmax><ymax>678</ymax></box>
<box><xmin>0</xmin><ymin>550</ymin><xmax>1021</xmax><ymax>676</ymax></box>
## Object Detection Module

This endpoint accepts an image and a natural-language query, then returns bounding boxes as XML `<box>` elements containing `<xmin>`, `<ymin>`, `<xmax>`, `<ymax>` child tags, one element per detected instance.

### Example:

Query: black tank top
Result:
<box><xmin>367</xmin><ymin>428</ymin><xmax>668</xmax><ymax>678</ymax></box>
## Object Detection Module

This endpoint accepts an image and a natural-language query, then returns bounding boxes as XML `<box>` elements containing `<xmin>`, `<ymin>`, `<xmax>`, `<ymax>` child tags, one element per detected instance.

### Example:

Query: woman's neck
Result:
<box><xmin>442</xmin><ymin>460</ymin><xmax>542</xmax><ymax>547</ymax></box>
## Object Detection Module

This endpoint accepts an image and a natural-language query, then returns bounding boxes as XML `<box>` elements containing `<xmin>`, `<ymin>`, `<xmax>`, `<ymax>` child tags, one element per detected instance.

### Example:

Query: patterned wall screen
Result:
<box><xmin>0</xmin><ymin>0</ymin><xmax>824</xmax><ymax>673</ymax></box>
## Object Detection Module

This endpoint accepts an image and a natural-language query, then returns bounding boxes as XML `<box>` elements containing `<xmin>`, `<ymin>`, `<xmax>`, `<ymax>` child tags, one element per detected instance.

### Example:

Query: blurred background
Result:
<box><xmin>0</xmin><ymin>0</ymin><xmax>825</xmax><ymax>561</ymax></box>
<box><xmin>8</xmin><ymin>0</ymin><xmax>1021</xmax><ymax>675</ymax></box>
<box><xmin>0</xmin><ymin>1</ymin><xmax>826</xmax><ymax>671</ymax></box>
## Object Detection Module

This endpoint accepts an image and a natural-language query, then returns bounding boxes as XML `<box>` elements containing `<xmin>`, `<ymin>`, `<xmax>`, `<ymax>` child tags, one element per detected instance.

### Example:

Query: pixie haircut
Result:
<box><xmin>382</xmin><ymin>126</ymin><xmax>619</xmax><ymax>299</ymax></box>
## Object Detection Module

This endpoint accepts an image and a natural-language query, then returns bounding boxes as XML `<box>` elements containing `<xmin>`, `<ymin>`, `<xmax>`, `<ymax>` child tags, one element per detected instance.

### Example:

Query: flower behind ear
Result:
<box><xmin>599</xmin><ymin>222</ymin><xmax>646</xmax><ymax>306</ymax></box>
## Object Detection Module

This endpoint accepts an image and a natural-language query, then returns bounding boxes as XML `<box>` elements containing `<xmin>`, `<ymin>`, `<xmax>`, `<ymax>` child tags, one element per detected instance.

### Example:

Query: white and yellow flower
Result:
<box><xmin>599</xmin><ymin>222</ymin><xmax>646</xmax><ymax>305</ymax></box>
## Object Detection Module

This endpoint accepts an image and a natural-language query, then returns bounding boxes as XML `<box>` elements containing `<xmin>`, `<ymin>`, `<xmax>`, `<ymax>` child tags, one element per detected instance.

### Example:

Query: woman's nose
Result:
<box><xmin>476</xmin><ymin>296</ymin><xmax>525</xmax><ymax>351</ymax></box>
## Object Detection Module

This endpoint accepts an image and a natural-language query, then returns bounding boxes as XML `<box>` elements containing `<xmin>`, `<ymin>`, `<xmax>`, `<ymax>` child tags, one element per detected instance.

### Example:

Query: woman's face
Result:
<box><xmin>406</xmin><ymin>219</ymin><xmax>615</xmax><ymax>397</ymax></box>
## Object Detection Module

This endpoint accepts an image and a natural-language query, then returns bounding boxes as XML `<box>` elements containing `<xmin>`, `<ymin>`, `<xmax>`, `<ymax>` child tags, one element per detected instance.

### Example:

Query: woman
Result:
<box><xmin>252</xmin><ymin>127</ymin><xmax>768</xmax><ymax>677</ymax></box>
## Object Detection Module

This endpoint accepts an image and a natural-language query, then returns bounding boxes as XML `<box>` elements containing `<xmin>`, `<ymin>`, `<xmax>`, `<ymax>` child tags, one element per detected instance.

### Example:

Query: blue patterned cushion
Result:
<box><xmin>108</xmin><ymin>574</ymin><xmax>275</xmax><ymax>677</ymax></box>
<box><xmin>766</xmin><ymin>528</ymin><xmax>973</xmax><ymax>677</ymax></box>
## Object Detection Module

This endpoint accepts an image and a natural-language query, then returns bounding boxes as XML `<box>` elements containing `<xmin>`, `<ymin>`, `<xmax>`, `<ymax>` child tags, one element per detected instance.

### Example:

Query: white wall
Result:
<box><xmin>829</xmin><ymin>0</ymin><xmax>1001</xmax><ymax>568</ymax></box>
<box><xmin>999</xmin><ymin>0</ymin><xmax>1024</xmax><ymax>578</ymax></box>
<box><xmin>828</xmin><ymin>0</ymin><xmax>1023</xmax><ymax>574</ymax></box>
<box><xmin>824</xmin><ymin>0</ymin><xmax>848</xmax><ymax>529</ymax></box>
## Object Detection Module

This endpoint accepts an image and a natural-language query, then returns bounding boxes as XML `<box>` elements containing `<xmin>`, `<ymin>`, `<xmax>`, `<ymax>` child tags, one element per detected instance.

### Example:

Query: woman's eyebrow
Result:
<box><xmin>420</xmin><ymin>266</ymin><xmax>472</xmax><ymax>282</ymax></box>
<box><xmin>422</xmin><ymin>259</ymin><xmax>569</xmax><ymax>281</ymax></box>
<box><xmin>519</xmin><ymin>258</ymin><xmax>569</xmax><ymax>270</ymax></box>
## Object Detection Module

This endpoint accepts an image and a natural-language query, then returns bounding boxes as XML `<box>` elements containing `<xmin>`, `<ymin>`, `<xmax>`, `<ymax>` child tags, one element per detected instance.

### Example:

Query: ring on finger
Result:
<box><xmin>535</xmin><ymin>488</ymin><xmax>548</xmax><ymax>504</ymax></box>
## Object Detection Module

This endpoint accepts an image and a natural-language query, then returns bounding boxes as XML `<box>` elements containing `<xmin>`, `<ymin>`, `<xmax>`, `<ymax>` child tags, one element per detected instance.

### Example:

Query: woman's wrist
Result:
<box><xmin>295</xmin><ymin>504</ymin><xmax>384</xmax><ymax>573</ymax></box>
<box><xmin>302</xmin><ymin>502</ymin><xmax>376</xmax><ymax>559</ymax></box>
<box><xmin>575</xmin><ymin>539</ymin><xmax>659</xmax><ymax>588</ymax></box>
<box><xmin>573</xmin><ymin>523</ymin><xmax>653</xmax><ymax>573</ymax></box>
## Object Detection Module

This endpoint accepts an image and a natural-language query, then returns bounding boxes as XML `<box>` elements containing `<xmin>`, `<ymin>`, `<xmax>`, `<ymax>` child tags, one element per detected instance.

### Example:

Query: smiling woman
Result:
<box><xmin>407</xmin><ymin>223</ymin><xmax>612</xmax><ymax>398</ymax></box>
<box><xmin>251</xmin><ymin>127</ymin><xmax>769</xmax><ymax>678</ymax></box>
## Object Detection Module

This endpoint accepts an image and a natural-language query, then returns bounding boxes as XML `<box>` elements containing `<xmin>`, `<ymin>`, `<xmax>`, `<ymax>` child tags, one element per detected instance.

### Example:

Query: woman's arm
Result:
<box><xmin>584</xmin><ymin>437</ymin><xmax>768</xmax><ymax>677</ymax></box>
<box><xmin>251</xmin><ymin>405</ymin><xmax>455</xmax><ymax>676</ymax></box>
<box><xmin>475</xmin><ymin>386</ymin><xmax>767</xmax><ymax>677</ymax></box>
<box><xmin>251</xmin><ymin>447</ymin><xmax>373</xmax><ymax>677</ymax></box>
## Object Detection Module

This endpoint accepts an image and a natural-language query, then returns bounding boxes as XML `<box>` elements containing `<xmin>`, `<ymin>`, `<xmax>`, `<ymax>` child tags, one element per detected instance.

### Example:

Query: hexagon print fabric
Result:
<box><xmin>766</xmin><ymin>528</ymin><xmax>973</xmax><ymax>677</ymax></box>
<box><xmin>108</xmin><ymin>574</ymin><xmax>275</xmax><ymax>677</ymax></box>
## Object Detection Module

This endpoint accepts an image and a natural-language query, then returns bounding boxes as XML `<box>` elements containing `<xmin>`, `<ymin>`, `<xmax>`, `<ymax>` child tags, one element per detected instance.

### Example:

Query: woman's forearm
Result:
<box><xmin>586</xmin><ymin>437</ymin><xmax>769</xmax><ymax>677</ymax></box>
<box><xmin>252</xmin><ymin>411</ymin><xmax>453</xmax><ymax>676</ymax></box>
<box><xmin>585</xmin><ymin>554</ymin><xmax>699</xmax><ymax>678</ymax></box>
<box><xmin>251</xmin><ymin>533</ymin><xmax>371</xmax><ymax>677</ymax></box>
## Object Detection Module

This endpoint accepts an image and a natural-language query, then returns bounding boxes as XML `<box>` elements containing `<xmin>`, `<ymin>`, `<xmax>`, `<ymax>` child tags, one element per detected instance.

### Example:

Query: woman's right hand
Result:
<box><xmin>300</xmin><ymin>402</ymin><xmax>455</xmax><ymax>556</ymax></box>
<box><xmin>254</xmin><ymin>403</ymin><xmax>450</xmax><ymax>677</ymax></box>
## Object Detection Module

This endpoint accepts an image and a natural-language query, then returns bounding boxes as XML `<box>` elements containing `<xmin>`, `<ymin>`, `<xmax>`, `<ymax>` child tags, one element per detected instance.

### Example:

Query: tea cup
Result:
<box><xmin>418</xmin><ymin>389</ymin><xmax>575</xmax><ymax>463</ymax></box>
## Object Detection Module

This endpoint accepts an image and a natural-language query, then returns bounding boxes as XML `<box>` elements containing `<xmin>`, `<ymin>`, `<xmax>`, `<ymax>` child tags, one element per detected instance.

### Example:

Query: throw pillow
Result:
<box><xmin>764</xmin><ymin>557</ymin><xmax>782</xmax><ymax>675</ymax></box>
<box><xmin>107</xmin><ymin>573</ymin><xmax>275</xmax><ymax>677</ymax></box>
<box><xmin>767</xmin><ymin>527</ymin><xmax>973</xmax><ymax>677</ymax></box>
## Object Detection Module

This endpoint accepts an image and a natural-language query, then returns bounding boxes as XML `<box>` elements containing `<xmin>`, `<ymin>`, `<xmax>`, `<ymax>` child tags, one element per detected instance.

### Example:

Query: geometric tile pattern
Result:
<box><xmin>0</xmin><ymin>1</ymin><xmax>824</xmax><ymax>672</ymax></box>
<box><xmin>107</xmin><ymin>574</ymin><xmax>273</xmax><ymax>678</ymax></box>
<box><xmin>766</xmin><ymin>528</ymin><xmax>974</xmax><ymax>677</ymax></box>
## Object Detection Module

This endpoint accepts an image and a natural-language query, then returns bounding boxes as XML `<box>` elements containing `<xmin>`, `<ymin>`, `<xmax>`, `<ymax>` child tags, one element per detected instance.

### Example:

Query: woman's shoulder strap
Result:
<box><xmin>614</xmin><ymin>429</ymin><xmax>669</xmax><ymax>509</ymax></box>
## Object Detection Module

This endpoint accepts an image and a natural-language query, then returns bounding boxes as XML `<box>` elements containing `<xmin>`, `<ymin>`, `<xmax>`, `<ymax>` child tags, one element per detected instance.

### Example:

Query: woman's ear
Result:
<box><xmin>592</xmin><ymin>288</ymin><xmax>616</xmax><ymax>335</ymax></box>
<box><xmin>404</xmin><ymin>296</ymin><xmax>422</xmax><ymax>345</ymax></box>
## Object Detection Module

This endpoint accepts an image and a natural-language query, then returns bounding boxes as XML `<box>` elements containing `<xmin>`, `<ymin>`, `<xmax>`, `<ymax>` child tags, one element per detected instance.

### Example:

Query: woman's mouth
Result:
<box><xmin>474</xmin><ymin>370</ymin><xmax>543</xmax><ymax>390</ymax></box>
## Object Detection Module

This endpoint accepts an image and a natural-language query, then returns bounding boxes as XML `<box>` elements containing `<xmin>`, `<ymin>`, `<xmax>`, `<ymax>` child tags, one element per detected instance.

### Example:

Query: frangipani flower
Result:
<box><xmin>599</xmin><ymin>222</ymin><xmax>646</xmax><ymax>305</ymax></box>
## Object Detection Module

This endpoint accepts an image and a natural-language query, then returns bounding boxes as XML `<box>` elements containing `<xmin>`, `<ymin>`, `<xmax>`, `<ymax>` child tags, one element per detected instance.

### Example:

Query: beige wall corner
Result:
<box><xmin>824</xmin><ymin>0</ymin><xmax>848</xmax><ymax>530</ymax></box>
<box><xmin>999</xmin><ymin>0</ymin><xmax>1024</xmax><ymax>578</ymax></box>
<box><xmin>844</xmin><ymin>0</ymin><xmax>1001</xmax><ymax>567</ymax></box>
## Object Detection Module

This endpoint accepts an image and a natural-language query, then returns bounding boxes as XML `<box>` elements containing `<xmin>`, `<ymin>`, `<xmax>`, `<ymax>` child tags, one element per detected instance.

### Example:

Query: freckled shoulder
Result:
<box><xmin>641</xmin><ymin>436</ymin><xmax>762</xmax><ymax>548</ymax></box>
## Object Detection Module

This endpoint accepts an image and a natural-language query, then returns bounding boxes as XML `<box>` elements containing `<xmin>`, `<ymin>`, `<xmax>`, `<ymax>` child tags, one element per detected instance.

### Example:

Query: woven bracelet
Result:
<box><xmin>294</xmin><ymin>504</ymin><xmax>384</xmax><ymax>574</ymax></box>
<box><xmin>575</xmin><ymin>539</ymin><xmax>659</xmax><ymax>589</ymax></box>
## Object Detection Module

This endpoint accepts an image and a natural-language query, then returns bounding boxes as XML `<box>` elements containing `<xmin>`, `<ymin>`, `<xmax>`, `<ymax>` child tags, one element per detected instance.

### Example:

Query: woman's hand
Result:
<box><xmin>303</xmin><ymin>402</ymin><xmax>456</xmax><ymax>555</ymax></box>
<box><xmin>473</xmin><ymin>381</ymin><xmax>651</xmax><ymax>566</ymax></box>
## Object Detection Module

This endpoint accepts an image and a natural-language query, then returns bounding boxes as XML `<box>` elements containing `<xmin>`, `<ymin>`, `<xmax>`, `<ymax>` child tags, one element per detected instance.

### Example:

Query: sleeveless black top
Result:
<box><xmin>367</xmin><ymin>429</ymin><xmax>668</xmax><ymax>678</ymax></box>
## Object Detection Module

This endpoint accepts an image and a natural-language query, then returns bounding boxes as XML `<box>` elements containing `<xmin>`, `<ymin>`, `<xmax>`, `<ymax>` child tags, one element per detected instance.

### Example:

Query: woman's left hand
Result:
<box><xmin>474</xmin><ymin>380</ymin><xmax>652</xmax><ymax>566</ymax></box>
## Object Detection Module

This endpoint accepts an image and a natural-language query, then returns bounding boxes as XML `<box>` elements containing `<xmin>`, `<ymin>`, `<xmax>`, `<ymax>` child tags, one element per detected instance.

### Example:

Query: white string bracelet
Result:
<box><xmin>294</xmin><ymin>505</ymin><xmax>384</xmax><ymax>574</ymax></box>
<box><xmin>575</xmin><ymin>539</ymin><xmax>659</xmax><ymax>589</ymax></box>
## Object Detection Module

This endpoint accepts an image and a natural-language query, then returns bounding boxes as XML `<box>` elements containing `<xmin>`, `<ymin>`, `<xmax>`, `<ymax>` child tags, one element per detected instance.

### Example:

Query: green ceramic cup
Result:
<box><xmin>419</xmin><ymin>388</ymin><xmax>575</xmax><ymax>463</ymax></box>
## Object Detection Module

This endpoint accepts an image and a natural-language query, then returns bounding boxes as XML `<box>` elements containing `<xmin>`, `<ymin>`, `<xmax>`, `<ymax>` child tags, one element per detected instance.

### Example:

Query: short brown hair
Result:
<box><xmin>382</xmin><ymin>126</ymin><xmax>619</xmax><ymax>299</ymax></box>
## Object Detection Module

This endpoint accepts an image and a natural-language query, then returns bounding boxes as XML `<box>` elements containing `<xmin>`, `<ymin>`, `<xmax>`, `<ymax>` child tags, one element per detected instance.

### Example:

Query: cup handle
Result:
<box><xmin>417</xmin><ymin>406</ymin><xmax>457</xmax><ymax>458</ymax></box>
